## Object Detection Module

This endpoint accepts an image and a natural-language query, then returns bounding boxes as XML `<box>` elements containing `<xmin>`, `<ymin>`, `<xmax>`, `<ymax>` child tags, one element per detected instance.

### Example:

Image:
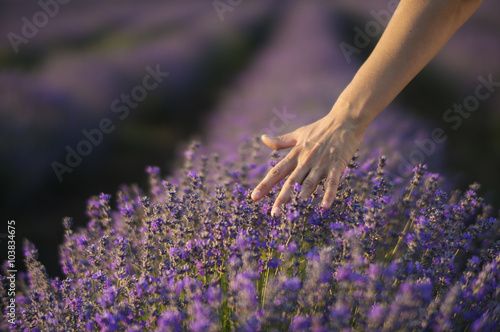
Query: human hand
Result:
<box><xmin>251</xmin><ymin>109</ymin><xmax>366</xmax><ymax>217</ymax></box>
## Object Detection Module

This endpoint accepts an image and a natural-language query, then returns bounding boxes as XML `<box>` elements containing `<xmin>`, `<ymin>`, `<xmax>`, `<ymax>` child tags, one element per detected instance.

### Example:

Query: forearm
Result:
<box><xmin>253</xmin><ymin>0</ymin><xmax>483</xmax><ymax>212</ymax></box>
<box><xmin>336</xmin><ymin>0</ymin><xmax>482</xmax><ymax>128</ymax></box>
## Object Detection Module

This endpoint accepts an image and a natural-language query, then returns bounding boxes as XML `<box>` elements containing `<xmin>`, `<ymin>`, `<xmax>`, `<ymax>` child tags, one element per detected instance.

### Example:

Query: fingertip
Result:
<box><xmin>251</xmin><ymin>189</ymin><xmax>262</xmax><ymax>201</ymax></box>
<box><xmin>271</xmin><ymin>207</ymin><xmax>281</xmax><ymax>218</ymax></box>
<box><xmin>261</xmin><ymin>134</ymin><xmax>272</xmax><ymax>142</ymax></box>
<box><xmin>298</xmin><ymin>191</ymin><xmax>312</xmax><ymax>202</ymax></box>
<box><xmin>323</xmin><ymin>174</ymin><xmax>340</xmax><ymax>210</ymax></box>
<box><xmin>261</xmin><ymin>134</ymin><xmax>275</xmax><ymax>148</ymax></box>
<box><xmin>262</xmin><ymin>133</ymin><xmax>297</xmax><ymax>150</ymax></box>
<box><xmin>321</xmin><ymin>196</ymin><xmax>334</xmax><ymax>210</ymax></box>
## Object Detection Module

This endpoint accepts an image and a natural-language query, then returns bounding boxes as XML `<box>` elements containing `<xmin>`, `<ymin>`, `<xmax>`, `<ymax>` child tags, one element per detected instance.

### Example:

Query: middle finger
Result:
<box><xmin>272</xmin><ymin>167</ymin><xmax>310</xmax><ymax>217</ymax></box>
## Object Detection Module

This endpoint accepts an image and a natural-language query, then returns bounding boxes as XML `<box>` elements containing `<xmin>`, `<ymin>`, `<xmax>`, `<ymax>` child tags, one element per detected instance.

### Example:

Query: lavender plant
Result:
<box><xmin>2</xmin><ymin>141</ymin><xmax>499</xmax><ymax>331</ymax></box>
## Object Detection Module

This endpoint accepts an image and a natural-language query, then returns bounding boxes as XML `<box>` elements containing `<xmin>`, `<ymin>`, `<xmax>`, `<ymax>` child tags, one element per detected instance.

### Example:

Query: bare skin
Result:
<box><xmin>251</xmin><ymin>0</ymin><xmax>483</xmax><ymax>217</ymax></box>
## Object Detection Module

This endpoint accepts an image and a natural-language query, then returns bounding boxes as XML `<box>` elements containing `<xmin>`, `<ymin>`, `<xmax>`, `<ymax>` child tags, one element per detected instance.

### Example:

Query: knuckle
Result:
<box><xmin>329</xmin><ymin>152</ymin><xmax>341</xmax><ymax>164</ymax></box>
<box><xmin>256</xmin><ymin>183</ymin><xmax>269</xmax><ymax>193</ymax></box>
<box><xmin>287</xmin><ymin>146</ymin><xmax>300</xmax><ymax>159</ymax></box>
<box><xmin>328</xmin><ymin>151</ymin><xmax>349</xmax><ymax>168</ymax></box>
<box><xmin>302</xmin><ymin>179</ymin><xmax>315</xmax><ymax>189</ymax></box>
<box><xmin>301</xmin><ymin>148</ymin><xmax>317</xmax><ymax>164</ymax></box>
<box><xmin>270</xmin><ymin>166</ymin><xmax>282</xmax><ymax>177</ymax></box>
<box><xmin>328</xmin><ymin>146</ymin><xmax>335</xmax><ymax>155</ymax></box>
<box><xmin>298</xmin><ymin>141</ymin><xmax>318</xmax><ymax>158</ymax></box>
<box><xmin>326</xmin><ymin>176</ymin><xmax>339</xmax><ymax>187</ymax></box>
<box><xmin>283</xmin><ymin>153</ymin><xmax>299</xmax><ymax>167</ymax></box>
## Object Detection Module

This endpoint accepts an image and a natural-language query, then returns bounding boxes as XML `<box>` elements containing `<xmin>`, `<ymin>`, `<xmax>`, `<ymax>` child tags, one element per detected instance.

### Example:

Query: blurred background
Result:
<box><xmin>1</xmin><ymin>0</ymin><xmax>499</xmax><ymax>277</ymax></box>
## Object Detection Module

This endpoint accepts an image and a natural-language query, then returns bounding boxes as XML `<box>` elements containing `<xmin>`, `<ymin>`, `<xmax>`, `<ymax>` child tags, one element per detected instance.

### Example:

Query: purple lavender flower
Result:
<box><xmin>155</xmin><ymin>311</ymin><xmax>183</xmax><ymax>332</ymax></box>
<box><xmin>290</xmin><ymin>315</ymin><xmax>311</xmax><ymax>331</ymax></box>
<box><xmin>3</xmin><ymin>6</ymin><xmax>499</xmax><ymax>323</ymax></box>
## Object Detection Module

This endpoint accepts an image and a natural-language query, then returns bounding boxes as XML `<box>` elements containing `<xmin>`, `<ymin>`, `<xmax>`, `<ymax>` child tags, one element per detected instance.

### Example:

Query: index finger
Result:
<box><xmin>251</xmin><ymin>155</ymin><xmax>297</xmax><ymax>201</ymax></box>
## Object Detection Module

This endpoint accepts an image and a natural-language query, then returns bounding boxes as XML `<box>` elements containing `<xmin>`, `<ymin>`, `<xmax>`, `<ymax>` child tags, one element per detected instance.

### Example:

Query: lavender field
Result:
<box><xmin>1</xmin><ymin>0</ymin><xmax>500</xmax><ymax>330</ymax></box>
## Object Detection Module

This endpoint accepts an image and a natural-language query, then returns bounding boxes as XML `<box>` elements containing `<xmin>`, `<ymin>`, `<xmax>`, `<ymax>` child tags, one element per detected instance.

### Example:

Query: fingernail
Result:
<box><xmin>252</xmin><ymin>190</ymin><xmax>261</xmax><ymax>200</ymax></box>
<box><xmin>271</xmin><ymin>207</ymin><xmax>280</xmax><ymax>217</ymax></box>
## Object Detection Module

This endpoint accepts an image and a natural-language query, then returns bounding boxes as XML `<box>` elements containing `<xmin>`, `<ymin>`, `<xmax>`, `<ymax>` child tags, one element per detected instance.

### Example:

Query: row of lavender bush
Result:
<box><xmin>0</xmin><ymin>0</ymin><xmax>281</xmax><ymax>213</ymax></box>
<box><xmin>2</xmin><ymin>140</ymin><xmax>499</xmax><ymax>331</ymax></box>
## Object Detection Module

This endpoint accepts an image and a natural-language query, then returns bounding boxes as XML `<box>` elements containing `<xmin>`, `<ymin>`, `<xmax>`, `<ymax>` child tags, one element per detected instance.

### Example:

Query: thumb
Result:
<box><xmin>261</xmin><ymin>132</ymin><xmax>297</xmax><ymax>150</ymax></box>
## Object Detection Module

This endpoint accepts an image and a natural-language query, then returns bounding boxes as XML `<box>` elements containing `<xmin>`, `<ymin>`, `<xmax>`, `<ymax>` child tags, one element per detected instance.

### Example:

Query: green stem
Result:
<box><xmin>261</xmin><ymin>267</ymin><xmax>270</xmax><ymax>310</ymax></box>
<box><xmin>275</xmin><ymin>234</ymin><xmax>293</xmax><ymax>276</ymax></box>
<box><xmin>386</xmin><ymin>185</ymin><xmax>415</xmax><ymax>260</ymax></box>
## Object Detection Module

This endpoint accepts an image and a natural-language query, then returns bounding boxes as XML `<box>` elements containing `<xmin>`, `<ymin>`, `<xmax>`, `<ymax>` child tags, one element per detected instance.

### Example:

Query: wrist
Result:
<box><xmin>327</xmin><ymin>96</ymin><xmax>372</xmax><ymax>132</ymax></box>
